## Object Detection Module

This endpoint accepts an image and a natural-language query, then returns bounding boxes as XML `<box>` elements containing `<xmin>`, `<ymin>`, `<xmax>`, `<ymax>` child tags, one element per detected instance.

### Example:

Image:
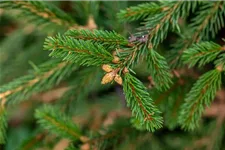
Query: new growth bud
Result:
<box><xmin>101</xmin><ymin>72</ymin><xmax>116</xmax><ymax>84</ymax></box>
<box><xmin>102</xmin><ymin>64</ymin><xmax>113</xmax><ymax>72</ymax></box>
<box><xmin>112</xmin><ymin>56</ymin><xmax>120</xmax><ymax>64</ymax></box>
<box><xmin>114</xmin><ymin>74</ymin><xmax>123</xmax><ymax>85</ymax></box>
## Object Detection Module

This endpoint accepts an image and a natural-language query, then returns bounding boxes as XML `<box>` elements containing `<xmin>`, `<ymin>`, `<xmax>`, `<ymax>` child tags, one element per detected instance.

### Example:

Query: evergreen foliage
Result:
<box><xmin>35</xmin><ymin>105</ymin><xmax>81</xmax><ymax>141</ymax></box>
<box><xmin>189</xmin><ymin>1</ymin><xmax>225</xmax><ymax>40</ymax></box>
<box><xmin>147</xmin><ymin>49</ymin><xmax>172</xmax><ymax>91</ymax></box>
<box><xmin>139</xmin><ymin>1</ymin><xmax>198</xmax><ymax>47</ymax></box>
<box><xmin>179</xmin><ymin>69</ymin><xmax>222</xmax><ymax>130</ymax></box>
<box><xmin>65</xmin><ymin>29</ymin><xmax>128</xmax><ymax>46</ymax></box>
<box><xmin>169</xmin><ymin>1</ymin><xmax>224</xmax><ymax>68</ymax></box>
<box><xmin>0</xmin><ymin>105</ymin><xmax>7</xmax><ymax>144</ymax></box>
<box><xmin>0</xmin><ymin>0</ymin><xmax>225</xmax><ymax>149</ymax></box>
<box><xmin>123</xmin><ymin>73</ymin><xmax>163</xmax><ymax>131</ymax></box>
<box><xmin>215</xmin><ymin>52</ymin><xmax>225</xmax><ymax>71</ymax></box>
<box><xmin>182</xmin><ymin>41</ymin><xmax>224</xmax><ymax>68</ymax></box>
<box><xmin>0</xmin><ymin>60</ymin><xmax>76</xmax><ymax>105</ymax></box>
<box><xmin>117</xmin><ymin>2</ymin><xmax>160</xmax><ymax>22</ymax></box>
<box><xmin>44</xmin><ymin>35</ymin><xmax>113</xmax><ymax>66</ymax></box>
<box><xmin>0</xmin><ymin>1</ymin><xmax>76</xmax><ymax>30</ymax></box>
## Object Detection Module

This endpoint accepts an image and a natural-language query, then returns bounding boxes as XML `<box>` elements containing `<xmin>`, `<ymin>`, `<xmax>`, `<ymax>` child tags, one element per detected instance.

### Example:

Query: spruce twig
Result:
<box><xmin>35</xmin><ymin>105</ymin><xmax>81</xmax><ymax>141</ymax></box>
<box><xmin>44</xmin><ymin>35</ymin><xmax>113</xmax><ymax>66</ymax></box>
<box><xmin>182</xmin><ymin>41</ymin><xmax>224</xmax><ymax>68</ymax></box>
<box><xmin>123</xmin><ymin>73</ymin><xmax>163</xmax><ymax>131</ymax></box>
<box><xmin>169</xmin><ymin>1</ymin><xmax>224</xmax><ymax>68</ymax></box>
<box><xmin>65</xmin><ymin>29</ymin><xmax>128</xmax><ymax>46</ymax></box>
<box><xmin>0</xmin><ymin>99</ymin><xmax>7</xmax><ymax>144</ymax></box>
<box><xmin>179</xmin><ymin>69</ymin><xmax>222</xmax><ymax>130</ymax></box>
<box><xmin>117</xmin><ymin>2</ymin><xmax>160</xmax><ymax>22</ymax></box>
<box><xmin>0</xmin><ymin>60</ymin><xmax>76</xmax><ymax>104</ymax></box>
<box><xmin>0</xmin><ymin>1</ymin><xmax>77</xmax><ymax>29</ymax></box>
<box><xmin>147</xmin><ymin>49</ymin><xmax>172</xmax><ymax>91</ymax></box>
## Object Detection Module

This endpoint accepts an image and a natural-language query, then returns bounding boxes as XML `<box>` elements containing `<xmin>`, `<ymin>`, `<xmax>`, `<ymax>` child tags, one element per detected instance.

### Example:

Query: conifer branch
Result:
<box><xmin>0</xmin><ymin>60</ymin><xmax>76</xmax><ymax>105</ymax></box>
<box><xmin>170</xmin><ymin>1</ymin><xmax>224</xmax><ymax>68</ymax></box>
<box><xmin>147</xmin><ymin>49</ymin><xmax>172</xmax><ymax>91</ymax></box>
<box><xmin>65</xmin><ymin>29</ymin><xmax>128</xmax><ymax>46</ymax></box>
<box><xmin>0</xmin><ymin>1</ymin><xmax>76</xmax><ymax>29</ymax></box>
<box><xmin>0</xmin><ymin>99</ymin><xmax>7</xmax><ymax>144</ymax></box>
<box><xmin>214</xmin><ymin>53</ymin><xmax>225</xmax><ymax>72</ymax></box>
<box><xmin>35</xmin><ymin>105</ymin><xmax>81</xmax><ymax>141</ymax></box>
<box><xmin>190</xmin><ymin>1</ymin><xmax>225</xmax><ymax>41</ymax></box>
<box><xmin>118</xmin><ymin>45</ymin><xmax>144</xmax><ymax>68</ymax></box>
<box><xmin>169</xmin><ymin>36</ymin><xmax>192</xmax><ymax>68</ymax></box>
<box><xmin>117</xmin><ymin>2</ymin><xmax>160</xmax><ymax>22</ymax></box>
<box><xmin>179</xmin><ymin>69</ymin><xmax>222</xmax><ymax>130</ymax></box>
<box><xmin>142</xmin><ymin>1</ymin><xmax>197</xmax><ymax>47</ymax></box>
<box><xmin>1</xmin><ymin>0</ymin><xmax>225</xmax><ymax>146</ymax></box>
<box><xmin>123</xmin><ymin>73</ymin><xmax>163</xmax><ymax>131</ymax></box>
<box><xmin>182</xmin><ymin>41</ymin><xmax>223</xmax><ymax>68</ymax></box>
<box><xmin>19</xmin><ymin>132</ymin><xmax>46</xmax><ymax>150</ymax></box>
<box><xmin>44</xmin><ymin>35</ymin><xmax>113</xmax><ymax>66</ymax></box>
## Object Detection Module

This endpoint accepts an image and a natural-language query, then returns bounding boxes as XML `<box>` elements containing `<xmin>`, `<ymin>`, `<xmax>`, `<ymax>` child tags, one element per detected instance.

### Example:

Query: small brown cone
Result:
<box><xmin>112</xmin><ymin>56</ymin><xmax>120</xmax><ymax>64</ymax></box>
<box><xmin>101</xmin><ymin>72</ymin><xmax>116</xmax><ymax>84</ymax></box>
<box><xmin>102</xmin><ymin>64</ymin><xmax>113</xmax><ymax>72</ymax></box>
<box><xmin>114</xmin><ymin>74</ymin><xmax>123</xmax><ymax>85</ymax></box>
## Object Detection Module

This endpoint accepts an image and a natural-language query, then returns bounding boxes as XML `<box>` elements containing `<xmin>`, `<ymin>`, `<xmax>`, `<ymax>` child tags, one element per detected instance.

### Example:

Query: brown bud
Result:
<box><xmin>112</xmin><ymin>56</ymin><xmax>120</xmax><ymax>64</ymax></box>
<box><xmin>102</xmin><ymin>64</ymin><xmax>113</xmax><ymax>72</ymax></box>
<box><xmin>216</xmin><ymin>64</ymin><xmax>223</xmax><ymax>72</ymax></box>
<box><xmin>122</xmin><ymin>67</ymin><xmax>129</xmax><ymax>74</ymax></box>
<box><xmin>80</xmin><ymin>143</ymin><xmax>90</xmax><ymax>150</ymax></box>
<box><xmin>101</xmin><ymin>72</ymin><xmax>116</xmax><ymax>84</ymax></box>
<box><xmin>114</xmin><ymin>74</ymin><xmax>123</xmax><ymax>85</ymax></box>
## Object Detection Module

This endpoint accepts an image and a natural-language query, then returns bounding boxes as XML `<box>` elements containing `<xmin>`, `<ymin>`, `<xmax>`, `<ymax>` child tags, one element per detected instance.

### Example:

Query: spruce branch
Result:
<box><xmin>65</xmin><ymin>29</ymin><xmax>128</xmax><ymax>46</ymax></box>
<box><xmin>117</xmin><ymin>44</ymin><xmax>147</xmax><ymax>69</ymax></box>
<box><xmin>18</xmin><ymin>132</ymin><xmax>45</xmax><ymax>150</ymax></box>
<box><xmin>179</xmin><ymin>69</ymin><xmax>222</xmax><ymax>130</ymax></box>
<box><xmin>123</xmin><ymin>73</ymin><xmax>163</xmax><ymax>131</ymax></box>
<box><xmin>117</xmin><ymin>2</ymin><xmax>160</xmax><ymax>22</ymax></box>
<box><xmin>147</xmin><ymin>49</ymin><xmax>172</xmax><ymax>91</ymax></box>
<box><xmin>142</xmin><ymin>1</ymin><xmax>197</xmax><ymax>47</ymax></box>
<box><xmin>0</xmin><ymin>60</ymin><xmax>76</xmax><ymax>105</ymax></box>
<box><xmin>0</xmin><ymin>1</ymin><xmax>76</xmax><ymax>29</ymax></box>
<box><xmin>169</xmin><ymin>35</ymin><xmax>192</xmax><ymax>68</ymax></box>
<box><xmin>44</xmin><ymin>35</ymin><xmax>113</xmax><ymax>66</ymax></box>
<box><xmin>182</xmin><ymin>41</ymin><xmax>223</xmax><ymax>68</ymax></box>
<box><xmin>0</xmin><ymin>100</ymin><xmax>7</xmax><ymax>144</ymax></box>
<box><xmin>190</xmin><ymin>1</ymin><xmax>225</xmax><ymax>40</ymax></box>
<box><xmin>214</xmin><ymin>53</ymin><xmax>225</xmax><ymax>72</ymax></box>
<box><xmin>169</xmin><ymin>1</ymin><xmax>224</xmax><ymax>68</ymax></box>
<box><xmin>35</xmin><ymin>105</ymin><xmax>81</xmax><ymax>141</ymax></box>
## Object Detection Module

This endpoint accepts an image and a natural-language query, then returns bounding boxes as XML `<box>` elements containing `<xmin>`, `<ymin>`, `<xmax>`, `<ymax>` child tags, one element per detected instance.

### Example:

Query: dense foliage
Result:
<box><xmin>0</xmin><ymin>1</ymin><xmax>225</xmax><ymax>149</ymax></box>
